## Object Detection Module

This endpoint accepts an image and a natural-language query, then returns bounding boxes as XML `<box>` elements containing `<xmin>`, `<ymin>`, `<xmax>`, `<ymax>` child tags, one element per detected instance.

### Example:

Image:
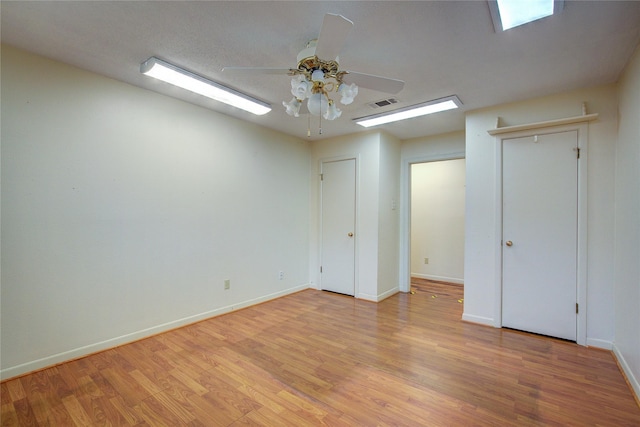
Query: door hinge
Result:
<box><xmin>575</xmin><ymin>147</ymin><xmax>581</xmax><ymax>159</ymax></box>
<box><xmin>320</xmin><ymin>266</ymin><xmax>323</xmax><ymax>273</ymax></box>
<box><xmin>320</xmin><ymin>173</ymin><xmax>323</xmax><ymax>181</ymax></box>
<box><xmin>576</xmin><ymin>303</ymin><xmax>579</xmax><ymax>314</ymax></box>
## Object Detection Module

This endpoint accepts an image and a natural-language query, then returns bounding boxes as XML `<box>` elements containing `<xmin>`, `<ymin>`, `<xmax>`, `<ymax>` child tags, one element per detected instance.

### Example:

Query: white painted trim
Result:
<box><xmin>357</xmin><ymin>292</ymin><xmax>377</xmax><ymax>302</ymax></box>
<box><xmin>575</xmin><ymin>124</ymin><xmax>589</xmax><ymax>347</ymax></box>
<box><xmin>494</xmin><ymin>137</ymin><xmax>504</xmax><ymax>327</ymax></box>
<box><xmin>613</xmin><ymin>343</ymin><xmax>640</xmax><ymax>402</ymax></box>
<box><xmin>492</xmin><ymin>122</ymin><xmax>589</xmax><ymax>345</ymax></box>
<box><xmin>399</xmin><ymin>151</ymin><xmax>466</xmax><ymax>293</ymax></box>
<box><xmin>488</xmin><ymin>113</ymin><xmax>598</xmax><ymax>136</ymax></box>
<box><xmin>358</xmin><ymin>287</ymin><xmax>400</xmax><ymax>302</ymax></box>
<box><xmin>586</xmin><ymin>338</ymin><xmax>613</xmax><ymax>350</ymax></box>
<box><xmin>354</xmin><ymin>155</ymin><xmax>361</xmax><ymax>299</ymax></box>
<box><xmin>462</xmin><ymin>313</ymin><xmax>494</xmax><ymax>327</ymax></box>
<box><xmin>377</xmin><ymin>287</ymin><xmax>400</xmax><ymax>301</ymax></box>
<box><xmin>0</xmin><ymin>283</ymin><xmax>310</xmax><ymax>381</ymax></box>
<box><xmin>410</xmin><ymin>273</ymin><xmax>464</xmax><ymax>285</ymax></box>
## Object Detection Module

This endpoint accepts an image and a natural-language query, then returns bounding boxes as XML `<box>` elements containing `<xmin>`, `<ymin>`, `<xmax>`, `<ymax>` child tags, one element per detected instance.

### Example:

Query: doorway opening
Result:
<box><xmin>409</xmin><ymin>159</ymin><xmax>465</xmax><ymax>298</ymax></box>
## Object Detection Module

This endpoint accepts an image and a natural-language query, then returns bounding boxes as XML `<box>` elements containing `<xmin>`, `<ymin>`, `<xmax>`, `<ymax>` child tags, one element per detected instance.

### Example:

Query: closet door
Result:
<box><xmin>502</xmin><ymin>130</ymin><xmax>578</xmax><ymax>341</ymax></box>
<box><xmin>320</xmin><ymin>158</ymin><xmax>356</xmax><ymax>296</ymax></box>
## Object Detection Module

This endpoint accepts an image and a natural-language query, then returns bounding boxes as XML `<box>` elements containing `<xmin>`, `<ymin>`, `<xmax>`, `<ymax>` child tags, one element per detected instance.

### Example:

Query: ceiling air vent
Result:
<box><xmin>368</xmin><ymin>98</ymin><xmax>399</xmax><ymax>109</ymax></box>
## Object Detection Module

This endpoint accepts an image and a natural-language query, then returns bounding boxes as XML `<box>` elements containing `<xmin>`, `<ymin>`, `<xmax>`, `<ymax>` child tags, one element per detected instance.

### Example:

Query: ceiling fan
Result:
<box><xmin>223</xmin><ymin>13</ymin><xmax>405</xmax><ymax>124</ymax></box>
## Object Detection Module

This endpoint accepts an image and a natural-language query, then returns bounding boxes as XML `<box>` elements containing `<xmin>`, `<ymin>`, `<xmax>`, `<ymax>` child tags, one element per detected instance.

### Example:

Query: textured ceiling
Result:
<box><xmin>2</xmin><ymin>1</ymin><xmax>640</xmax><ymax>141</ymax></box>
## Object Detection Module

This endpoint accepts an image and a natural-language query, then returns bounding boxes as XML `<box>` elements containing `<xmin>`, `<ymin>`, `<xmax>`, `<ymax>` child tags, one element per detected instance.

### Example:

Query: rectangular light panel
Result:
<box><xmin>140</xmin><ymin>57</ymin><xmax>271</xmax><ymax>115</ymax></box>
<box><xmin>354</xmin><ymin>96</ymin><xmax>461</xmax><ymax>128</ymax></box>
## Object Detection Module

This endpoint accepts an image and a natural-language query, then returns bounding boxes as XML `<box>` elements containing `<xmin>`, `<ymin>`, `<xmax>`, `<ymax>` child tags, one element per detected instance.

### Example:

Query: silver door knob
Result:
<box><xmin>505</xmin><ymin>240</ymin><xmax>513</xmax><ymax>247</ymax></box>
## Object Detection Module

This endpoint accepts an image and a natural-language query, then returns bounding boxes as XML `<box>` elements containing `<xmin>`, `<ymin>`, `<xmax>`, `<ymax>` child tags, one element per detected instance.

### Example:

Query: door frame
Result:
<box><xmin>493</xmin><ymin>123</ymin><xmax>588</xmax><ymax>345</ymax></box>
<box><xmin>319</xmin><ymin>155</ymin><xmax>359</xmax><ymax>296</ymax></box>
<box><xmin>399</xmin><ymin>151</ymin><xmax>465</xmax><ymax>293</ymax></box>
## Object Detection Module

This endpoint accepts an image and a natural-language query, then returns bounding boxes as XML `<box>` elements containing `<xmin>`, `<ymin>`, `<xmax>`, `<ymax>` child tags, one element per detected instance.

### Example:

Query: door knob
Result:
<box><xmin>348</xmin><ymin>232</ymin><xmax>354</xmax><ymax>237</ymax></box>
<box><xmin>505</xmin><ymin>240</ymin><xmax>513</xmax><ymax>247</ymax></box>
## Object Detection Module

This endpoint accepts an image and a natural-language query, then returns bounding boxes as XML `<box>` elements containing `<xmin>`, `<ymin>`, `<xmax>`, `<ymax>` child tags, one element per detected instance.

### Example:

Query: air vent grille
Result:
<box><xmin>368</xmin><ymin>98</ymin><xmax>399</xmax><ymax>109</ymax></box>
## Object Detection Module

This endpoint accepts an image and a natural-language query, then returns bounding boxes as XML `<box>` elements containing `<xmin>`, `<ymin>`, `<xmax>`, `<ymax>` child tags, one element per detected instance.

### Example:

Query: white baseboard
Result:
<box><xmin>612</xmin><ymin>343</ymin><xmax>640</xmax><ymax>402</ymax></box>
<box><xmin>586</xmin><ymin>338</ymin><xmax>613</xmax><ymax>350</ymax></box>
<box><xmin>0</xmin><ymin>283</ymin><xmax>310</xmax><ymax>381</ymax></box>
<box><xmin>357</xmin><ymin>287</ymin><xmax>399</xmax><ymax>302</ymax></box>
<box><xmin>357</xmin><ymin>287</ymin><xmax>400</xmax><ymax>302</ymax></box>
<box><xmin>411</xmin><ymin>273</ymin><xmax>464</xmax><ymax>285</ymax></box>
<box><xmin>462</xmin><ymin>313</ymin><xmax>495</xmax><ymax>327</ymax></box>
<box><xmin>357</xmin><ymin>292</ymin><xmax>379</xmax><ymax>302</ymax></box>
<box><xmin>376</xmin><ymin>287</ymin><xmax>400</xmax><ymax>302</ymax></box>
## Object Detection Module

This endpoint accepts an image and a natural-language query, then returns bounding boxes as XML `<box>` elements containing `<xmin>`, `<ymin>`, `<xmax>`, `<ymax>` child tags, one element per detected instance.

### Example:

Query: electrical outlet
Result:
<box><xmin>424</xmin><ymin>258</ymin><xmax>429</xmax><ymax>264</ymax></box>
<box><xmin>224</xmin><ymin>279</ymin><xmax>230</xmax><ymax>290</ymax></box>
<box><xmin>278</xmin><ymin>271</ymin><xmax>284</xmax><ymax>280</ymax></box>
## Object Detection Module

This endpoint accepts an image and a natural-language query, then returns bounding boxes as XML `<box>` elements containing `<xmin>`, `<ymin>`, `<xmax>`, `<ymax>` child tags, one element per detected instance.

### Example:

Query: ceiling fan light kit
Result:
<box><xmin>281</xmin><ymin>42</ymin><xmax>359</xmax><ymax>121</ymax></box>
<box><xmin>224</xmin><ymin>13</ymin><xmax>408</xmax><ymax>135</ymax></box>
<box><xmin>140</xmin><ymin>57</ymin><xmax>271</xmax><ymax>116</ymax></box>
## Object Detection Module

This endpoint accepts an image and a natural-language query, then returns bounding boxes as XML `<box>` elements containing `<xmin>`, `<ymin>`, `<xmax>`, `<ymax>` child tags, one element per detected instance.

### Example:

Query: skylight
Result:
<box><xmin>490</xmin><ymin>0</ymin><xmax>558</xmax><ymax>31</ymax></box>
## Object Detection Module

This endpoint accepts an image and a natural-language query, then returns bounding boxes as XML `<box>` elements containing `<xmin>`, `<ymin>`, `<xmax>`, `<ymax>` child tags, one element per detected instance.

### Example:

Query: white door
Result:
<box><xmin>321</xmin><ymin>159</ymin><xmax>356</xmax><ymax>296</ymax></box>
<box><xmin>502</xmin><ymin>131</ymin><xmax>578</xmax><ymax>341</ymax></box>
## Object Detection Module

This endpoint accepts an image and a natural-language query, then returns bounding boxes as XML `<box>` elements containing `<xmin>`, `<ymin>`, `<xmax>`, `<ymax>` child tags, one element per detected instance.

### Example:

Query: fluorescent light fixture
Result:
<box><xmin>489</xmin><ymin>0</ymin><xmax>561</xmax><ymax>32</ymax></box>
<box><xmin>140</xmin><ymin>57</ymin><xmax>271</xmax><ymax>115</ymax></box>
<box><xmin>354</xmin><ymin>95</ymin><xmax>461</xmax><ymax>128</ymax></box>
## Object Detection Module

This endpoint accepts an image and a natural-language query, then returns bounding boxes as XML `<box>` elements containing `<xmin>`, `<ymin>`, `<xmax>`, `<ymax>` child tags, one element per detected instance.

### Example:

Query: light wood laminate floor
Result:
<box><xmin>2</xmin><ymin>279</ymin><xmax>639</xmax><ymax>426</ymax></box>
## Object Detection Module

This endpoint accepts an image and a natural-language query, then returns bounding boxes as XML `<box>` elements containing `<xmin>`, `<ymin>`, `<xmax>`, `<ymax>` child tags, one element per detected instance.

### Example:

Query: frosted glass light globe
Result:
<box><xmin>283</xmin><ymin>97</ymin><xmax>302</xmax><ymax>117</ymax></box>
<box><xmin>311</xmin><ymin>69</ymin><xmax>325</xmax><ymax>82</ymax></box>
<box><xmin>339</xmin><ymin>83</ymin><xmax>358</xmax><ymax>105</ymax></box>
<box><xmin>324</xmin><ymin>102</ymin><xmax>342</xmax><ymax>120</ymax></box>
<box><xmin>290</xmin><ymin>75</ymin><xmax>310</xmax><ymax>100</ymax></box>
<box><xmin>307</xmin><ymin>93</ymin><xmax>329</xmax><ymax>116</ymax></box>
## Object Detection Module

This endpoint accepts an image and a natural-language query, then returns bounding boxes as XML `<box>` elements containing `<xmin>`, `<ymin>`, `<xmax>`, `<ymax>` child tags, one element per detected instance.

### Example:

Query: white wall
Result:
<box><xmin>402</xmin><ymin>131</ymin><xmax>466</xmax><ymax>161</ymax></box>
<box><xmin>309</xmin><ymin>131</ymin><xmax>401</xmax><ymax>301</ymax></box>
<box><xmin>377</xmin><ymin>132</ymin><xmax>401</xmax><ymax>299</ymax></box>
<box><xmin>309</xmin><ymin>132</ymin><xmax>378</xmax><ymax>299</ymax></box>
<box><xmin>613</xmin><ymin>45</ymin><xmax>640</xmax><ymax>399</ymax></box>
<box><xmin>411</xmin><ymin>159</ymin><xmax>465</xmax><ymax>284</ymax></box>
<box><xmin>1</xmin><ymin>46</ymin><xmax>311</xmax><ymax>379</ymax></box>
<box><xmin>464</xmin><ymin>84</ymin><xmax>618</xmax><ymax>347</ymax></box>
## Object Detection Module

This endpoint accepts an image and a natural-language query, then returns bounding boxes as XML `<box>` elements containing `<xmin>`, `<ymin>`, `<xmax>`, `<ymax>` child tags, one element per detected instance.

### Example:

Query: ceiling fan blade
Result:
<box><xmin>343</xmin><ymin>71</ymin><xmax>405</xmax><ymax>94</ymax></box>
<box><xmin>314</xmin><ymin>13</ymin><xmax>354</xmax><ymax>60</ymax></box>
<box><xmin>222</xmin><ymin>67</ymin><xmax>292</xmax><ymax>75</ymax></box>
